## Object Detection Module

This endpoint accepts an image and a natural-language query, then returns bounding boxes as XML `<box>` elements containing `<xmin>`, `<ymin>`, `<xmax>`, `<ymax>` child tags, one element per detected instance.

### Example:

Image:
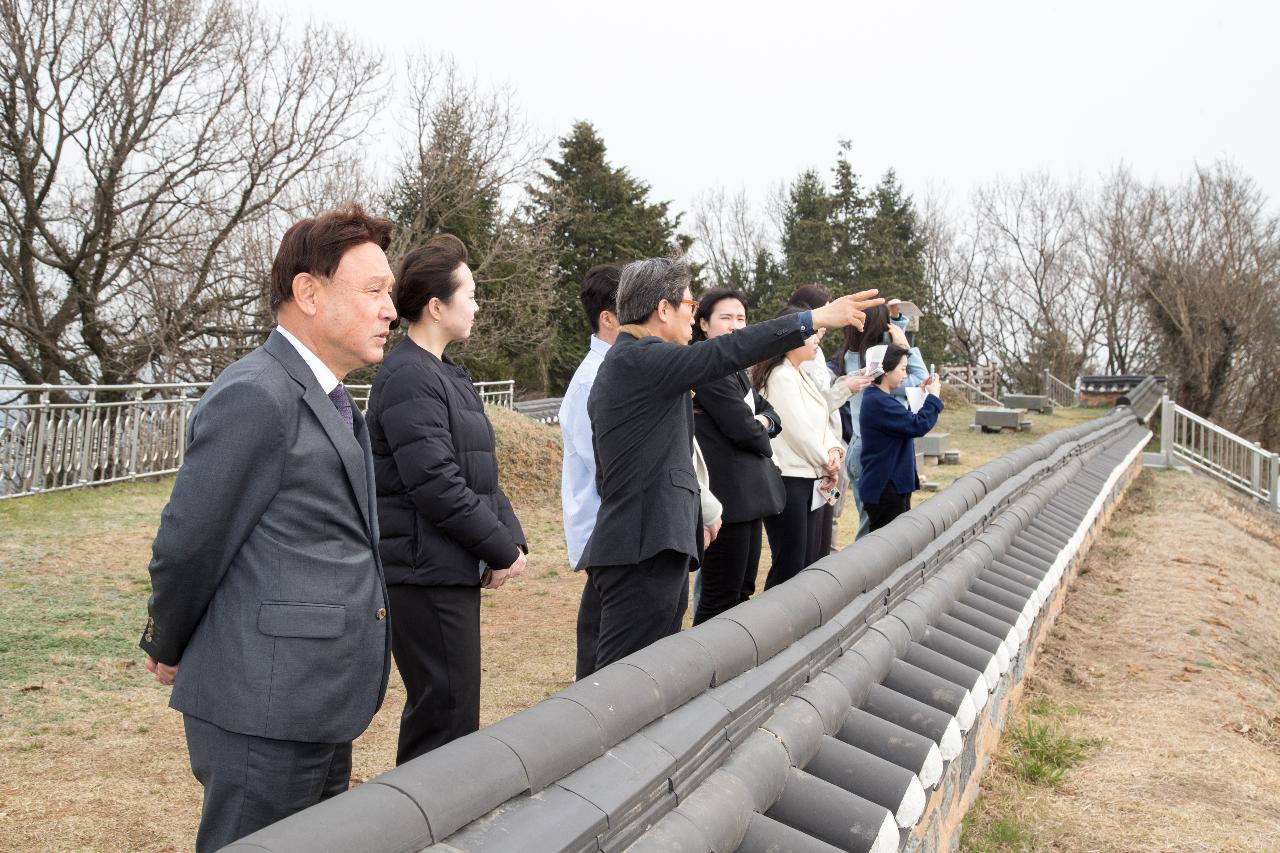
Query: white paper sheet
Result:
<box><xmin>864</xmin><ymin>344</ymin><xmax>887</xmax><ymax>373</ymax></box>
<box><xmin>906</xmin><ymin>387</ymin><xmax>927</xmax><ymax>413</ymax></box>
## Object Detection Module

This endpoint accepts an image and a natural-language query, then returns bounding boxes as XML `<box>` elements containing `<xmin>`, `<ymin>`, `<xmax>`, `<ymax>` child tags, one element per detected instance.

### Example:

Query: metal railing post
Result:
<box><xmin>32</xmin><ymin>386</ymin><xmax>51</xmax><ymax>493</ymax></box>
<box><xmin>1271</xmin><ymin>453</ymin><xmax>1279</xmax><ymax>513</ymax></box>
<box><xmin>1160</xmin><ymin>395</ymin><xmax>1174</xmax><ymax>467</ymax></box>
<box><xmin>178</xmin><ymin>398</ymin><xmax>191</xmax><ymax>467</ymax></box>
<box><xmin>127</xmin><ymin>388</ymin><xmax>143</xmax><ymax>481</ymax></box>
<box><xmin>1251</xmin><ymin>442</ymin><xmax>1263</xmax><ymax>499</ymax></box>
<box><xmin>77</xmin><ymin>389</ymin><xmax>96</xmax><ymax>484</ymax></box>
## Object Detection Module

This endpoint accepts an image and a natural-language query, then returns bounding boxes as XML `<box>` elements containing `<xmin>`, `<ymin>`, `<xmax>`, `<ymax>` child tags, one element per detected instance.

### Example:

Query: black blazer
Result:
<box><xmin>580</xmin><ymin>313</ymin><xmax>811</xmax><ymax>570</ymax></box>
<box><xmin>693</xmin><ymin>370</ymin><xmax>786</xmax><ymax>524</ymax></box>
<box><xmin>368</xmin><ymin>337</ymin><xmax>526</xmax><ymax>587</ymax></box>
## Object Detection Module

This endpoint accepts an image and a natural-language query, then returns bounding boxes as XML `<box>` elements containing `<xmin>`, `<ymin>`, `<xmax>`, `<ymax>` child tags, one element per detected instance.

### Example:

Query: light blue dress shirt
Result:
<box><xmin>559</xmin><ymin>335</ymin><xmax>611</xmax><ymax>569</ymax></box>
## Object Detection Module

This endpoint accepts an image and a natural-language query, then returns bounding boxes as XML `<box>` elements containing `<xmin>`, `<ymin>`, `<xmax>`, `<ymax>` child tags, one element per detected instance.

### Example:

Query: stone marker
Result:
<box><xmin>1001</xmin><ymin>394</ymin><xmax>1053</xmax><ymax>414</ymax></box>
<box><xmin>917</xmin><ymin>433</ymin><xmax>950</xmax><ymax>458</ymax></box>
<box><xmin>974</xmin><ymin>407</ymin><xmax>1023</xmax><ymax>432</ymax></box>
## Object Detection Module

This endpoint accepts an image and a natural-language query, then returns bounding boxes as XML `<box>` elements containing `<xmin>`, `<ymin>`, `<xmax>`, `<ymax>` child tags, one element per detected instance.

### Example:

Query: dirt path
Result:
<box><xmin>962</xmin><ymin>468</ymin><xmax>1280</xmax><ymax>851</ymax></box>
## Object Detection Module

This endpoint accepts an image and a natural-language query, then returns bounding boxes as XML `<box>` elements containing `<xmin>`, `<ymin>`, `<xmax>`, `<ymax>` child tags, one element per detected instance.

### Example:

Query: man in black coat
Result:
<box><xmin>577</xmin><ymin>257</ymin><xmax>881</xmax><ymax>672</ymax></box>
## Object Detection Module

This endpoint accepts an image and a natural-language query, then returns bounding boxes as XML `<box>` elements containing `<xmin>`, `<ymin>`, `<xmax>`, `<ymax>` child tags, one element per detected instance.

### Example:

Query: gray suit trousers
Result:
<box><xmin>184</xmin><ymin>715</ymin><xmax>351</xmax><ymax>852</ymax></box>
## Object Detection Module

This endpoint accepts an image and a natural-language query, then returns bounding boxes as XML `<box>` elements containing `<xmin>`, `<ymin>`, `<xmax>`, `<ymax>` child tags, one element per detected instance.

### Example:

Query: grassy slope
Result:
<box><xmin>959</xmin><ymin>470</ymin><xmax>1280</xmax><ymax>851</ymax></box>
<box><xmin>0</xmin><ymin>399</ymin><xmax>1111</xmax><ymax>850</ymax></box>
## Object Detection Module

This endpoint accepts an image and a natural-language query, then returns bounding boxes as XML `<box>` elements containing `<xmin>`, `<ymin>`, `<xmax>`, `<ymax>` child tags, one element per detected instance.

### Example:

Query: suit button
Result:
<box><xmin>375</xmin><ymin>607</ymin><xmax>387</xmax><ymax>621</ymax></box>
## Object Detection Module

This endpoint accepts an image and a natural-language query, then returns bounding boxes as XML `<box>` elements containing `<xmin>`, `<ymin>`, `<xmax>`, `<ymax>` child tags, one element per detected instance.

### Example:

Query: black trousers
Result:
<box><xmin>817</xmin><ymin>502</ymin><xmax>834</xmax><ymax>558</ymax></box>
<box><xmin>763</xmin><ymin>476</ymin><xmax>825</xmax><ymax>590</ymax></box>
<box><xmin>575</xmin><ymin>573</ymin><xmax>601</xmax><ymax>680</ymax></box>
<box><xmin>865</xmin><ymin>482</ymin><xmax>913</xmax><ymax>532</ymax></box>
<box><xmin>184</xmin><ymin>714</ymin><xmax>351</xmax><ymax>852</ymax></box>
<box><xmin>693</xmin><ymin>518</ymin><xmax>763</xmax><ymax>625</ymax></box>
<box><xmin>387</xmin><ymin>583</ymin><xmax>481</xmax><ymax>765</ymax></box>
<box><xmin>579</xmin><ymin>549</ymin><xmax>690</xmax><ymax>676</ymax></box>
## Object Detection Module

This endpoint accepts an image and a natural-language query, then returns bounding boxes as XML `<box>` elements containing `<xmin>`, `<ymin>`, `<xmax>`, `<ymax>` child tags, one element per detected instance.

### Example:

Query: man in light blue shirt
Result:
<box><xmin>560</xmin><ymin>264</ymin><xmax>622</xmax><ymax>678</ymax></box>
<box><xmin>560</xmin><ymin>333</ymin><xmax>611</xmax><ymax>564</ymax></box>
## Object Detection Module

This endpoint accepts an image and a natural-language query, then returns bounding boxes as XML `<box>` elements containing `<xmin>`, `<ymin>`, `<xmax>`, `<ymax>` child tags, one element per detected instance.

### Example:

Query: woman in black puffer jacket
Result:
<box><xmin>367</xmin><ymin>233</ymin><xmax>527</xmax><ymax>765</ymax></box>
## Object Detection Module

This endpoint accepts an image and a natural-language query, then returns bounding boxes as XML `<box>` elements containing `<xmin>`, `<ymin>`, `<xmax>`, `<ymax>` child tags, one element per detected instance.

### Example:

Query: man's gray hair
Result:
<box><xmin>616</xmin><ymin>256</ymin><xmax>691</xmax><ymax>325</ymax></box>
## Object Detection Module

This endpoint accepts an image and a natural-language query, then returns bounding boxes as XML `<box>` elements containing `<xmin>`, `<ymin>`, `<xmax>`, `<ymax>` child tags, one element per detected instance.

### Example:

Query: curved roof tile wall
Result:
<box><xmin>226</xmin><ymin>404</ymin><xmax>1154</xmax><ymax>853</ymax></box>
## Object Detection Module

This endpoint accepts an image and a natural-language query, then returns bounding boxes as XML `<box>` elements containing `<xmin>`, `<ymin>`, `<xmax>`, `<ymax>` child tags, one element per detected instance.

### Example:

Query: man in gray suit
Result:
<box><xmin>139</xmin><ymin>203</ymin><xmax>398</xmax><ymax>851</ymax></box>
<box><xmin>577</xmin><ymin>257</ymin><xmax>880</xmax><ymax>672</ymax></box>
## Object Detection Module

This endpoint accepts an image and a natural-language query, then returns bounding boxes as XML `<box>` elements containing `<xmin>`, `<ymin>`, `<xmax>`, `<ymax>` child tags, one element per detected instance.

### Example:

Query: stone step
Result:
<box><xmin>1001</xmin><ymin>394</ymin><xmax>1053</xmax><ymax>414</ymax></box>
<box><xmin>974</xmin><ymin>407</ymin><xmax>1024</xmax><ymax>431</ymax></box>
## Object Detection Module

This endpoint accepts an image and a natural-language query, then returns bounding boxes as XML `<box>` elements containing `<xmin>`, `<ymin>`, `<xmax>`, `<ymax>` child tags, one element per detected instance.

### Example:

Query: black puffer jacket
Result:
<box><xmin>368</xmin><ymin>337</ymin><xmax>526</xmax><ymax>587</ymax></box>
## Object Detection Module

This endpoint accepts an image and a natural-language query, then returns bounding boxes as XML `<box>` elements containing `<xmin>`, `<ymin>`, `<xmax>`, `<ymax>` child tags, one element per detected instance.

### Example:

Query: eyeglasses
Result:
<box><xmin>675</xmin><ymin>298</ymin><xmax>697</xmax><ymax>310</ymax></box>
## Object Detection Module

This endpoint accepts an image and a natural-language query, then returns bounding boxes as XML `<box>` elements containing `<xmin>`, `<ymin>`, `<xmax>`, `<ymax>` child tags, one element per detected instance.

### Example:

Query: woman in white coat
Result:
<box><xmin>751</xmin><ymin>307</ymin><xmax>845</xmax><ymax>590</ymax></box>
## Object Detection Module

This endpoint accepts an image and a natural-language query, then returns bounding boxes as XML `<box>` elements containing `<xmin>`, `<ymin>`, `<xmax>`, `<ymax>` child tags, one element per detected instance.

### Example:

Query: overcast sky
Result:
<box><xmin>262</xmin><ymin>0</ymin><xmax>1278</xmax><ymax>223</ymax></box>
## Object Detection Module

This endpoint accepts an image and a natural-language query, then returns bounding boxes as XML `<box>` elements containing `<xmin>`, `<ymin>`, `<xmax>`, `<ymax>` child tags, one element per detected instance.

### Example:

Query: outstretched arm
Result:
<box><xmin>650</xmin><ymin>290</ymin><xmax>884</xmax><ymax>397</ymax></box>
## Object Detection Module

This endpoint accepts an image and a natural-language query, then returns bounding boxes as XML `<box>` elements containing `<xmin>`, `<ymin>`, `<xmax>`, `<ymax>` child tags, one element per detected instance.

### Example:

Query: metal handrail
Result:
<box><xmin>1042</xmin><ymin>370</ymin><xmax>1080</xmax><ymax>408</ymax></box>
<box><xmin>0</xmin><ymin>379</ymin><xmax>516</xmax><ymax>500</ymax></box>
<box><xmin>941</xmin><ymin>370</ymin><xmax>1003</xmax><ymax>407</ymax></box>
<box><xmin>940</xmin><ymin>363</ymin><xmax>1000</xmax><ymax>399</ymax></box>
<box><xmin>1159</xmin><ymin>395</ymin><xmax>1279</xmax><ymax>511</ymax></box>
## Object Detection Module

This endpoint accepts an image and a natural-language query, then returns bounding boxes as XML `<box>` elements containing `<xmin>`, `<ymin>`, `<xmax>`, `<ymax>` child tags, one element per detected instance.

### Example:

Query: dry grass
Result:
<box><xmin>0</xmin><ymin>406</ymin><xmax>583</xmax><ymax>852</ymax></box>
<box><xmin>0</xmin><ymin>400</ymin><xmax>1172</xmax><ymax>852</ymax></box>
<box><xmin>961</xmin><ymin>469</ymin><xmax>1280</xmax><ymax>852</ymax></box>
<box><xmin>923</xmin><ymin>398</ymin><xmax>1109</xmax><ymax>493</ymax></box>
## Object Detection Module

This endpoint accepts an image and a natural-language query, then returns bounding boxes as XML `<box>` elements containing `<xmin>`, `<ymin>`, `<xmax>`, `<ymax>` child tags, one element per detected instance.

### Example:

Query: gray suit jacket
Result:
<box><xmin>580</xmin><ymin>313</ymin><xmax>811</xmax><ymax>571</ymax></box>
<box><xmin>140</xmin><ymin>331</ymin><xmax>391</xmax><ymax>743</ymax></box>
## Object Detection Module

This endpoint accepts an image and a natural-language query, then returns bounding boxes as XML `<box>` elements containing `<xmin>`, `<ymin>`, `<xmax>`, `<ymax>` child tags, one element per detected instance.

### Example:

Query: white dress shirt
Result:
<box><xmin>275</xmin><ymin>325</ymin><xmax>340</xmax><ymax>394</ymax></box>
<box><xmin>559</xmin><ymin>335</ymin><xmax>611</xmax><ymax>569</ymax></box>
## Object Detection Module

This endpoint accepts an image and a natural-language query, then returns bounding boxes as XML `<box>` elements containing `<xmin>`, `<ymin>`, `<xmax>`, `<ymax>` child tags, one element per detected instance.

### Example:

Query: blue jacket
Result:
<box><xmin>834</xmin><ymin>314</ymin><xmax>928</xmax><ymax>446</ymax></box>
<box><xmin>858</xmin><ymin>384</ymin><xmax>943</xmax><ymax>504</ymax></box>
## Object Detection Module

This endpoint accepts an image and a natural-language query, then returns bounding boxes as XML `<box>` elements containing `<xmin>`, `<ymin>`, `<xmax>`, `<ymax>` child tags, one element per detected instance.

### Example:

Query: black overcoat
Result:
<box><xmin>692</xmin><ymin>370</ymin><xmax>787</xmax><ymax>524</ymax></box>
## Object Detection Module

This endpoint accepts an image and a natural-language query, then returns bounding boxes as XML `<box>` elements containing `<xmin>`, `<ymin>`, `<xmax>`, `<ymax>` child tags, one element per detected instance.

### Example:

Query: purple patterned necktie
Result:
<box><xmin>328</xmin><ymin>384</ymin><xmax>354</xmax><ymax>431</ymax></box>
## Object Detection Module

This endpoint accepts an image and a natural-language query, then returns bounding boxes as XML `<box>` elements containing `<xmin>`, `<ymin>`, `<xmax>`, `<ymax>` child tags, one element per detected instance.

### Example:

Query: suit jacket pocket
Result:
<box><xmin>668</xmin><ymin>467</ymin><xmax>699</xmax><ymax>493</ymax></box>
<box><xmin>258</xmin><ymin>602</ymin><xmax>346</xmax><ymax>639</ymax></box>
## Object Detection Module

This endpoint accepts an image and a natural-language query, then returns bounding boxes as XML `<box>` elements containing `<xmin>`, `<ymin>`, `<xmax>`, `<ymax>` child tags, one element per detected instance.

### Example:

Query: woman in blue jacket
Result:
<box><xmin>858</xmin><ymin>345</ymin><xmax>943</xmax><ymax>531</ymax></box>
<box><xmin>834</xmin><ymin>304</ymin><xmax>928</xmax><ymax>536</ymax></box>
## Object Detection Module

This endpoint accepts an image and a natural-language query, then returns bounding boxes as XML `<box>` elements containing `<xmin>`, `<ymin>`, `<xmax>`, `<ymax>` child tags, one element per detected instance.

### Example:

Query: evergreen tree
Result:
<box><xmin>737</xmin><ymin>247</ymin><xmax>786</xmax><ymax>319</ymax></box>
<box><xmin>780</xmin><ymin>169</ymin><xmax>836</xmax><ymax>291</ymax></box>
<box><xmin>527</xmin><ymin>121</ymin><xmax>681</xmax><ymax>391</ymax></box>
<box><xmin>855</xmin><ymin>170</ymin><xmax>946</xmax><ymax>364</ymax></box>
<box><xmin>828</xmin><ymin>141</ymin><xmax>871</xmax><ymax>287</ymax></box>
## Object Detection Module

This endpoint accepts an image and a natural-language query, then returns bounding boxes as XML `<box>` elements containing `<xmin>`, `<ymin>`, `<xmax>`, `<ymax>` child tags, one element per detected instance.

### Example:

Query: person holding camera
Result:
<box><xmin>833</xmin><ymin>301</ymin><xmax>929</xmax><ymax>537</ymax></box>
<box><xmin>752</xmin><ymin>306</ymin><xmax>845</xmax><ymax>590</ymax></box>
<box><xmin>858</xmin><ymin>344</ymin><xmax>943</xmax><ymax>531</ymax></box>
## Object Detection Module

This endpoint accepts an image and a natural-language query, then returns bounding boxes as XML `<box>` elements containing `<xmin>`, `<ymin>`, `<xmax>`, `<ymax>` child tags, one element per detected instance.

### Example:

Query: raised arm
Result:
<box><xmin>649</xmin><ymin>290</ymin><xmax>884</xmax><ymax>397</ymax></box>
<box><xmin>886</xmin><ymin>322</ymin><xmax>928</xmax><ymax>391</ymax></box>
<box><xmin>861</xmin><ymin>387</ymin><xmax>943</xmax><ymax>439</ymax></box>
